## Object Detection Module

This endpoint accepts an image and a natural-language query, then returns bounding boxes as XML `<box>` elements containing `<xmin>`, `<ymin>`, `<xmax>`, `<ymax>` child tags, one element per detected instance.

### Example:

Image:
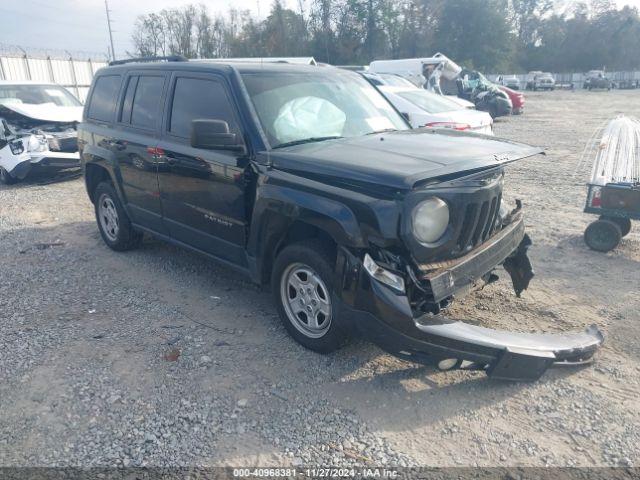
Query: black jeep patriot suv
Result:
<box><xmin>79</xmin><ymin>58</ymin><xmax>602</xmax><ymax>380</ymax></box>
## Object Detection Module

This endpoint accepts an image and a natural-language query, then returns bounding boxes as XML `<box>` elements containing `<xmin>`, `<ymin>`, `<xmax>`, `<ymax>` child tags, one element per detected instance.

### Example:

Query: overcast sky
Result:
<box><xmin>2</xmin><ymin>0</ymin><xmax>640</xmax><ymax>59</ymax></box>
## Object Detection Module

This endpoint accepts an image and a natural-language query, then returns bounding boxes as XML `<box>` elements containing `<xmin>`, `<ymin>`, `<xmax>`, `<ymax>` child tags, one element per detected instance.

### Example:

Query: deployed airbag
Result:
<box><xmin>273</xmin><ymin>96</ymin><xmax>345</xmax><ymax>143</ymax></box>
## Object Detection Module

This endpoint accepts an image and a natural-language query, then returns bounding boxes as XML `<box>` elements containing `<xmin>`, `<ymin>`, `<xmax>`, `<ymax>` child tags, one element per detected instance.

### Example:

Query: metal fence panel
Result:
<box><xmin>73</xmin><ymin>60</ymin><xmax>93</xmax><ymax>84</ymax></box>
<box><xmin>50</xmin><ymin>59</ymin><xmax>74</xmax><ymax>85</ymax></box>
<box><xmin>1</xmin><ymin>57</ymin><xmax>29</xmax><ymax>80</ymax></box>
<box><xmin>0</xmin><ymin>49</ymin><xmax>109</xmax><ymax>103</ymax></box>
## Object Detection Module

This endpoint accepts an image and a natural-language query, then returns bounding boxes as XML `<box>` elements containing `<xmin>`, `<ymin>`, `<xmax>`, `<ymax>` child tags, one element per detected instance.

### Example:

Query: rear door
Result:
<box><xmin>156</xmin><ymin>72</ymin><xmax>249</xmax><ymax>267</ymax></box>
<box><xmin>114</xmin><ymin>72</ymin><xmax>168</xmax><ymax>233</ymax></box>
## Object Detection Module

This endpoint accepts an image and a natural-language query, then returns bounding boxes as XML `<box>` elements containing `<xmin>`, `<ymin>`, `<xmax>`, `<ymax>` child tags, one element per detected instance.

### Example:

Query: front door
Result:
<box><xmin>157</xmin><ymin>73</ymin><xmax>249</xmax><ymax>268</ymax></box>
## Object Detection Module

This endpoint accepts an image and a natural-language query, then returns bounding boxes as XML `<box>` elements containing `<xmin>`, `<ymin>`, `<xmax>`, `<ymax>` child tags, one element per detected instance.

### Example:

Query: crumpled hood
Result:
<box><xmin>268</xmin><ymin>129</ymin><xmax>542</xmax><ymax>190</ymax></box>
<box><xmin>0</xmin><ymin>102</ymin><xmax>83</xmax><ymax>123</ymax></box>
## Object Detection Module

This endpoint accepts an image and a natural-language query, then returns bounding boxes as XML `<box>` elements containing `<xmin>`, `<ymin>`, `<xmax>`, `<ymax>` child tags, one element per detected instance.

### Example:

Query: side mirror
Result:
<box><xmin>190</xmin><ymin>119</ymin><xmax>244</xmax><ymax>152</ymax></box>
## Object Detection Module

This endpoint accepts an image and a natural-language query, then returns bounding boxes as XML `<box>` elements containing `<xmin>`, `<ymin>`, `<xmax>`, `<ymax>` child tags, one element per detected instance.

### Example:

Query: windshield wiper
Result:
<box><xmin>273</xmin><ymin>136</ymin><xmax>343</xmax><ymax>149</ymax></box>
<box><xmin>365</xmin><ymin>128</ymin><xmax>398</xmax><ymax>135</ymax></box>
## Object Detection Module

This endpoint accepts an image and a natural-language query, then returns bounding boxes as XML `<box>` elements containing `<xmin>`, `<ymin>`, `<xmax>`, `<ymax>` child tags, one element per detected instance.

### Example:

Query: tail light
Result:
<box><xmin>424</xmin><ymin>122</ymin><xmax>471</xmax><ymax>131</ymax></box>
<box><xmin>590</xmin><ymin>187</ymin><xmax>602</xmax><ymax>207</ymax></box>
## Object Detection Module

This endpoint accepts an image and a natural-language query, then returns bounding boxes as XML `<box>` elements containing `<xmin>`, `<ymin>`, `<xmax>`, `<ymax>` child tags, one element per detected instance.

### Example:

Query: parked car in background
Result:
<box><xmin>360</xmin><ymin>71</ymin><xmax>476</xmax><ymax>110</ymax></box>
<box><xmin>498</xmin><ymin>86</ymin><xmax>525</xmax><ymax>115</ymax></box>
<box><xmin>533</xmin><ymin>72</ymin><xmax>555</xmax><ymax>91</ymax></box>
<box><xmin>0</xmin><ymin>80</ymin><xmax>82</xmax><ymax>184</ymax></box>
<box><xmin>499</xmin><ymin>75</ymin><xmax>521</xmax><ymax>90</ymax></box>
<box><xmin>378</xmin><ymin>86</ymin><xmax>493</xmax><ymax>135</ymax></box>
<box><xmin>525</xmin><ymin>71</ymin><xmax>543</xmax><ymax>90</ymax></box>
<box><xmin>457</xmin><ymin>70</ymin><xmax>512</xmax><ymax>118</ymax></box>
<box><xmin>78</xmin><ymin>58</ymin><xmax>603</xmax><ymax>380</ymax></box>
<box><xmin>584</xmin><ymin>70</ymin><xmax>612</xmax><ymax>90</ymax></box>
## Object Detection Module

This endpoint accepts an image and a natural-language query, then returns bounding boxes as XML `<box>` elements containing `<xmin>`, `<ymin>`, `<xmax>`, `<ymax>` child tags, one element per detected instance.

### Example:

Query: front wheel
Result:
<box><xmin>584</xmin><ymin>219</ymin><xmax>622</xmax><ymax>252</ymax></box>
<box><xmin>271</xmin><ymin>241</ymin><xmax>349</xmax><ymax>353</ymax></box>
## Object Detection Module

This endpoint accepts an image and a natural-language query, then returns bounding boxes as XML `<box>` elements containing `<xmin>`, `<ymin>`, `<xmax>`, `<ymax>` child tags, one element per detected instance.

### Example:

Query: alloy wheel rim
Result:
<box><xmin>98</xmin><ymin>193</ymin><xmax>120</xmax><ymax>242</ymax></box>
<box><xmin>280</xmin><ymin>262</ymin><xmax>332</xmax><ymax>338</ymax></box>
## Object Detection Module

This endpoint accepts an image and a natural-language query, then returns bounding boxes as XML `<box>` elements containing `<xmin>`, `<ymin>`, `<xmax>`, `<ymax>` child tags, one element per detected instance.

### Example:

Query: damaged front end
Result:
<box><xmin>0</xmin><ymin>97</ymin><xmax>81</xmax><ymax>181</ymax></box>
<box><xmin>335</xmin><ymin>169</ymin><xmax>603</xmax><ymax>381</ymax></box>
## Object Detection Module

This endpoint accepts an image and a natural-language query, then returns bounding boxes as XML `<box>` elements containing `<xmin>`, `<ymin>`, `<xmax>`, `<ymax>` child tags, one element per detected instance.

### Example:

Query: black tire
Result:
<box><xmin>584</xmin><ymin>219</ymin><xmax>622</xmax><ymax>252</ymax></box>
<box><xmin>93</xmin><ymin>181</ymin><xmax>143</xmax><ymax>251</ymax></box>
<box><xmin>271</xmin><ymin>240</ymin><xmax>349</xmax><ymax>354</ymax></box>
<box><xmin>600</xmin><ymin>216</ymin><xmax>632</xmax><ymax>237</ymax></box>
<box><xmin>0</xmin><ymin>166</ymin><xmax>17</xmax><ymax>185</ymax></box>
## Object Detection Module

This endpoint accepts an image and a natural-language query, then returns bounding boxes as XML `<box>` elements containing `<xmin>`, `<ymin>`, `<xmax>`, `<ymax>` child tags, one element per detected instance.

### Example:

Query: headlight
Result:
<box><xmin>27</xmin><ymin>134</ymin><xmax>47</xmax><ymax>153</ymax></box>
<box><xmin>412</xmin><ymin>197</ymin><xmax>450</xmax><ymax>244</ymax></box>
<box><xmin>363</xmin><ymin>254</ymin><xmax>405</xmax><ymax>293</ymax></box>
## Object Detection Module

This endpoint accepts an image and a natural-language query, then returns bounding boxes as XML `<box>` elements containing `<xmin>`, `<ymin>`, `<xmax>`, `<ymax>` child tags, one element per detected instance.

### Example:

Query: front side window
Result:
<box><xmin>241</xmin><ymin>71</ymin><xmax>408</xmax><ymax>148</ymax></box>
<box><xmin>88</xmin><ymin>75</ymin><xmax>121</xmax><ymax>122</ymax></box>
<box><xmin>169</xmin><ymin>77</ymin><xmax>240</xmax><ymax>139</ymax></box>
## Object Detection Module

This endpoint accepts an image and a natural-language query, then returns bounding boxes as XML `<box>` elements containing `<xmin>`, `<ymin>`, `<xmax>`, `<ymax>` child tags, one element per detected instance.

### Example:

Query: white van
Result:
<box><xmin>369</xmin><ymin>53</ymin><xmax>462</xmax><ymax>88</ymax></box>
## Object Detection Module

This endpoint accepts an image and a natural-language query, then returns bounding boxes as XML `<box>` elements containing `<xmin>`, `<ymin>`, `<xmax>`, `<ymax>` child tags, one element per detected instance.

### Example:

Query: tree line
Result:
<box><xmin>130</xmin><ymin>0</ymin><xmax>640</xmax><ymax>73</ymax></box>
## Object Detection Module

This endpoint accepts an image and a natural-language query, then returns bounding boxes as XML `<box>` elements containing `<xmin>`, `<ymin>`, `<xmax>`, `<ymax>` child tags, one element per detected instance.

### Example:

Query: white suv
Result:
<box><xmin>0</xmin><ymin>81</ymin><xmax>82</xmax><ymax>183</ymax></box>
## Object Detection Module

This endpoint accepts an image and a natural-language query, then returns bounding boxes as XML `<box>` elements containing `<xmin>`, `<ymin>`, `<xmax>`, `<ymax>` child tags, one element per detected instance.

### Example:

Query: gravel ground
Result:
<box><xmin>0</xmin><ymin>89</ymin><xmax>639</xmax><ymax>468</ymax></box>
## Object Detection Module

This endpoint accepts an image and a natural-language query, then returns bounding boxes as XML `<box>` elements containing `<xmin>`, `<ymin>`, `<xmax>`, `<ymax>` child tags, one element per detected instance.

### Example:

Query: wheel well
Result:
<box><xmin>85</xmin><ymin>164</ymin><xmax>112</xmax><ymax>203</ymax></box>
<box><xmin>263</xmin><ymin>221</ymin><xmax>338</xmax><ymax>284</ymax></box>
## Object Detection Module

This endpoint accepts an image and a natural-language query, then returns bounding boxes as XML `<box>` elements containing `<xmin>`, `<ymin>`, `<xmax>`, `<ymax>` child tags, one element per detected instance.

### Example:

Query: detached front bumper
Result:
<box><xmin>336</xmin><ymin>216</ymin><xmax>604</xmax><ymax>381</ymax></box>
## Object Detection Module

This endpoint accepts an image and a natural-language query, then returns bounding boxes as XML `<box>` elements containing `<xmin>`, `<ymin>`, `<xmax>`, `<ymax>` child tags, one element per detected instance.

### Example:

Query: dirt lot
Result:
<box><xmin>0</xmin><ymin>89</ymin><xmax>639</xmax><ymax>468</ymax></box>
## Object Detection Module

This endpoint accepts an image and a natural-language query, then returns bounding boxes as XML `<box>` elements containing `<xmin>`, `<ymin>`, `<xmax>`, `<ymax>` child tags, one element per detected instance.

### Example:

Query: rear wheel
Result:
<box><xmin>601</xmin><ymin>216</ymin><xmax>632</xmax><ymax>237</ymax></box>
<box><xmin>0</xmin><ymin>167</ymin><xmax>17</xmax><ymax>185</ymax></box>
<box><xmin>584</xmin><ymin>219</ymin><xmax>622</xmax><ymax>252</ymax></box>
<box><xmin>271</xmin><ymin>240</ymin><xmax>349</xmax><ymax>353</ymax></box>
<box><xmin>94</xmin><ymin>182</ymin><xmax>143</xmax><ymax>251</ymax></box>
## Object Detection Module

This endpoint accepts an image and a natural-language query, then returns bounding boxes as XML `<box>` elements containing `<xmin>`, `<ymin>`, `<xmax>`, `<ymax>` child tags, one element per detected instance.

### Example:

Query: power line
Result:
<box><xmin>105</xmin><ymin>0</ymin><xmax>116</xmax><ymax>61</ymax></box>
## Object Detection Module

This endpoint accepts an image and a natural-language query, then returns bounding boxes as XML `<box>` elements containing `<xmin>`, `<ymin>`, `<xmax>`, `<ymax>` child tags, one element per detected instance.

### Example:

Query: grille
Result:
<box><xmin>455</xmin><ymin>193</ymin><xmax>502</xmax><ymax>254</ymax></box>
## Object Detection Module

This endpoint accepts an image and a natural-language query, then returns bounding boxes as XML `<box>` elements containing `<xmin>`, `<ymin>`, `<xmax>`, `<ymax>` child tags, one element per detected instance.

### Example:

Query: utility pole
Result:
<box><xmin>104</xmin><ymin>0</ymin><xmax>116</xmax><ymax>61</ymax></box>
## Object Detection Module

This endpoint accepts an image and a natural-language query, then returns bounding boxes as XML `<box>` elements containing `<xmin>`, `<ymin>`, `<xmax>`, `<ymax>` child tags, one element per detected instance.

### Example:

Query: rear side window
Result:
<box><xmin>169</xmin><ymin>77</ymin><xmax>240</xmax><ymax>139</ymax></box>
<box><xmin>88</xmin><ymin>75</ymin><xmax>121</xmax><ymax>122</ymax></box>
<box><xmin>119</xmin><ymin>77</ymin><xmax>137</xmax><ymax>124</ymax></box>
<box><xmin>131</xmin><ymin>76</ymin><xmax>164</xmax><ymax>129</ymax></box>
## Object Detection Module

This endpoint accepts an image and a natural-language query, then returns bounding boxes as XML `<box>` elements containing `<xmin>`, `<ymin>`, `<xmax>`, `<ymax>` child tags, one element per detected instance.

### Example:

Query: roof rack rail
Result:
<box><xmin>108</xmin><ymin>55</ymin><xmax>188</xmax><ymax>66</ymax></box>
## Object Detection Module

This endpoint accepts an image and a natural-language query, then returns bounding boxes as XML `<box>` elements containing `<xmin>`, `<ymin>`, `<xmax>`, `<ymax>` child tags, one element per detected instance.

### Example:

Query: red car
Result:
<box><xmin>498</xmin><ymin>86</ymin><xmax>525</xmax><ymax>115</ymax></box>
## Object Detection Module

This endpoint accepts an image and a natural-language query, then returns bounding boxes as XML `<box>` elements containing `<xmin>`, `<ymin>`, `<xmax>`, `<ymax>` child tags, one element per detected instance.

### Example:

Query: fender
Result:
<box><xmin>248</xmin><ymin>183</ymin><xmax>366</xmax><ymax>283</ymax></box>
<box><xmin>81</xmin><ymin>143</ymin><xmax>126</xmax><ymax>204</ymax></box>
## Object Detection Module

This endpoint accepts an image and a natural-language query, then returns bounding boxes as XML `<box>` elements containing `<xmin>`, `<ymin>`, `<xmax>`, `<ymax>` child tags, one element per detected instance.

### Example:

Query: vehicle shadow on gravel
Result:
<box><xmin>0</xmin><ymin>169</ymin><xmax>81</xmax><ymax>190</ymax></box>
<box><xmin>328</xmin><ymin>362</ymin><xmax>591</xmax><ymax>432</ymax></box>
